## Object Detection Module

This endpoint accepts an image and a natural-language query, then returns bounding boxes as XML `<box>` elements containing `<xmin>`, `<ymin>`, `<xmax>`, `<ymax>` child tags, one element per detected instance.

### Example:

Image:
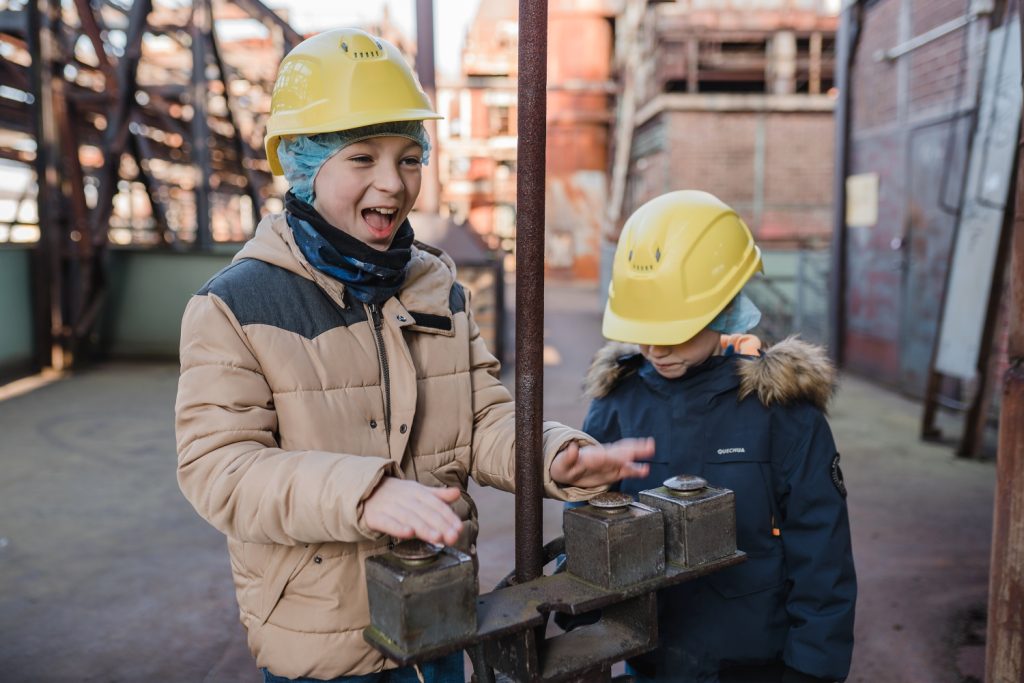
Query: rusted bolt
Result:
<box><xmin>587</xmin><ymin>491</ymin><xmax>633</xmax><ymax>513</ymax></box>
<box><xmin>391</xmin><ymin>540</ymin><xmax>442</xmax><ymax>567</ymax></box>
<box><xmin>664</xmin><ymin>474</ymin><xmax>708</xmax><ymax>496</ymax></box>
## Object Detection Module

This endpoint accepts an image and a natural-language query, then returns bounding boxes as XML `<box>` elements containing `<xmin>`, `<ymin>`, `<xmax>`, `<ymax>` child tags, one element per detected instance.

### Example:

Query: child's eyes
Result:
<box><xmin>401</xmin><ymin>156</ymin><xmax>423</xmax><ymax>167</ymax></box>
<box><xmin>348</xmin><ymin>154</ymin><xmax>373</xmax><ymax>163</ymax></box>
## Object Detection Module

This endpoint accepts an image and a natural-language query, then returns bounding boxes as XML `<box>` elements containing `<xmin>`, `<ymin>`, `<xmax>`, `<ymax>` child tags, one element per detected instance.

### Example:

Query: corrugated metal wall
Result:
<box><xmin>843</xmin><ymin>0</ymin><xmax>989</xmax><ymax>395</ymax></box>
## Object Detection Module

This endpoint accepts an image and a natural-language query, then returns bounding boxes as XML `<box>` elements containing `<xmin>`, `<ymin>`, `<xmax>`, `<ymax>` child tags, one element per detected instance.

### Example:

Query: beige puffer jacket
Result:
<box><xmin>175</xmin><ymin>213</ymin><xmax>598</xmax><ymax>679</ymax></box>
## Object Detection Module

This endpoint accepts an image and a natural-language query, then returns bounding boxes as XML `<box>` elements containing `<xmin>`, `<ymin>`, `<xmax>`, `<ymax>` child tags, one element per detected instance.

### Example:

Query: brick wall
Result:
<box><xmin>843</xmin><ymin>0</ymin><xmax>987</xmax><ymax>393</ymax></box>
<box><xmin>627</xmin><ymin>108</ymin><xmax>834</xmax><ymax>243</ymax></box>
<box><xmin>850</xmin><ymin>0</ymin><xmax>900</xmax><ymax>130</ymax></box>
<box><xmin>909</xmin><ymin>0</ymin><xmax>970</xmax><ymax>113</ymax></box>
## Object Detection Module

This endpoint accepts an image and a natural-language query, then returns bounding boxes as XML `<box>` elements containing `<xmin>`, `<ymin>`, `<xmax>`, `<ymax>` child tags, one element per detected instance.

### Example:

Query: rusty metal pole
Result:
<box><xmin>985</xmin><ymin>14</ymin><xmax>1024</xmax><ymax>675</ymax></box>
<box><xmin>514</xmin><ymin>0</ymin><xmax>548</xmax><ymax>585</ymax></box>
<box><xmin>26</xmin><ymin>0</ymin><xmax>62</xmax><ymax>370</ymax></box>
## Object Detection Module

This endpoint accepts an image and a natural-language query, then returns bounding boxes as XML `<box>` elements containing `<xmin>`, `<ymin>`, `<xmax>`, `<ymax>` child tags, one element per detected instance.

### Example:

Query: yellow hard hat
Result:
<box><xmin>265</xmin><ymin>28</ymin><xmax>442</xmax><ymax>175</ymax></box>
<box><xmin>603</xmin><ymin>190</ymin><xmax>763</xmax><ymax>346</ymax></box>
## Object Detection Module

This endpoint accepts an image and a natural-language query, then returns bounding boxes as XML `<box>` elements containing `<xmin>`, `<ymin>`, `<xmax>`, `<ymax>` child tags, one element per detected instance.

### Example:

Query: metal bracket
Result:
<box><xmin>363</xmin><ymin>551</ymin><xmax>745</xmax><ymax>682</ymax></box>
<box><xmin>874</xmin><ymin>0</ymin><xmax>994</xmax><ymax>62</ymax></box>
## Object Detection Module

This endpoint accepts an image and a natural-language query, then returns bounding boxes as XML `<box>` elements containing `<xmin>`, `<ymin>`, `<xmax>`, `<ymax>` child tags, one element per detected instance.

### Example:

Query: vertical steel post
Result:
<box><xmin>26</xmin><ymin>0</ymin><xmax>62</xmax><ymax>370</ymax></box>
<box><xmin>207</xmin><ymin>12</ymin><xmax>263</xmax><ymax>224</ymax></box>
<box><xmin>985</xmin><ymin>12</ymin><xmax>1024</xmax><ymax>677</ymax></box>
<box><xmin>415</xmin><ymin>0</ymin><xmax>440</xmax><ymax>215</ymax></box>
<box><xmin>91</xmin><ymin>0</ymin><xmax>151</xmax><ymax>240</ymax></box>
<box><xmin>191</xmin><ymin>0</ymin><xmax>213</xmax><ymax>249</ymax></box>
<box><xmin>829</xmin><ymin>1</ymin><xmax>859</xmax><ymax>366</ymax></box>
<box><xmin>514</xmin><ymin>0</ymin><xmax>548</xmax><ymax>585</ymax></box>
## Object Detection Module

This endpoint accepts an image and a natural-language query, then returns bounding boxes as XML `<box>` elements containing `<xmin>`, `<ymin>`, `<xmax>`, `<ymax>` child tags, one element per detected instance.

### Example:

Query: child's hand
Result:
<box><xmin>550</xmin><ymin>437</ymin><xmax>654</xmax><ymax>488</ymax></box>
<box><xmin>362</xmin><ymin>478</ymin><xmax>464</xmax><ymax>546</ymax></box>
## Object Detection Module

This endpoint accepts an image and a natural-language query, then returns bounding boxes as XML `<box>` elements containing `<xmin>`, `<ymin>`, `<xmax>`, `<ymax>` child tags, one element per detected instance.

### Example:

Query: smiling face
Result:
<box><xmin>639</xmin><ymin>327</ymin><xmax>721</xmax><ymax>379</ymax></box>
<box><xmin>312</xmin><ymin>135</ymin><xmax>424</xmax><ymax>250</ymax></box>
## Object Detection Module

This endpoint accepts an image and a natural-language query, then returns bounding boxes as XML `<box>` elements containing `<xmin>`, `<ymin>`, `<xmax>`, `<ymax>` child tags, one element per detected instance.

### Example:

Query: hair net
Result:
<box><xmin>277</xmin><ymin>121</ymin><xmax>432</xmax><ymax>204</ymax></box>
<box><xmin>708</xmin><ymin>291</ymin><xmax>762</xmax><ymax>335</ymax></box>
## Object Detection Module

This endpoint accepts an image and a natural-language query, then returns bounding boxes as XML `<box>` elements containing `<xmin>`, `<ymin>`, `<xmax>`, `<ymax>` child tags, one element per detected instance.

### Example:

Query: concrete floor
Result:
<box><xmin>0</xmin><ymin>281</ymin><xmax>995</xmax><ymax>682</ymax></box>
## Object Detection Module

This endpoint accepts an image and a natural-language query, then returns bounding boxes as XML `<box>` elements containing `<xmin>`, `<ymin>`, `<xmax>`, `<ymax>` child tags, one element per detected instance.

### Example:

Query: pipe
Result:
<box><xmin>874</xmin><ymin>2</ymin><xmax>993</xmax><ymax>62</ymax></box>
<box><xmin>828</xmin><ymin>0</ymin><xmax>862</xmax><ymax>367</ymax></box>
<box><xmin>514</xmin><ymin>0</ymin><xmax>548</xmax><ymax>585</ymax></box>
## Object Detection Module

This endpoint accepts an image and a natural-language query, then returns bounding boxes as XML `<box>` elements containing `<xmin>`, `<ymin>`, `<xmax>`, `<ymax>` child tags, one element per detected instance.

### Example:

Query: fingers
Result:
<box><xmin>606</xmin><ymin>437</ymin><xmax>654</xmax><ymax>479</ymax></box>
<box><xmin>549</xmin><ymin>442</ymin><xmax>581</xmax><ymax>485</ymax></box>
<box><xmin>609</xmin><ymin>437</ymin><xmax>656</xmax><ymax>460</ymax></box>
<box><xmin>363</xmin><ymin>480</ymin><xmax>464</xmax><ymax>546</ymax></box>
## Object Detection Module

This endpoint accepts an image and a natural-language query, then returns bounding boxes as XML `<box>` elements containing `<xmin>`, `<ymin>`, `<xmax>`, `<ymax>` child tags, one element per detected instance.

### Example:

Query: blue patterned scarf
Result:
<box><xmin>285</xmin><ymin>192</ymin><xmax>413</xmax><ymax>306</ymax></box>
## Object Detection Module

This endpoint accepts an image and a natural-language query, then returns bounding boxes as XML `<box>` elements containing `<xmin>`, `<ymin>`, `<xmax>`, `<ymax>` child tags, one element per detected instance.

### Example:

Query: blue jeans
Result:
<box><xmin>261</xmin><ymin>652</ymin><xmax>465</xmax><ymax>683</ymax></box>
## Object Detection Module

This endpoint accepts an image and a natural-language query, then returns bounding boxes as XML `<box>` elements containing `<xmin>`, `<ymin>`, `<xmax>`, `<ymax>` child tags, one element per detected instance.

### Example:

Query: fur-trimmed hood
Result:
<box><xmin>583</xmin><ymin>336</ymin><xmax>836</xmax><ymax>411</ymax></box>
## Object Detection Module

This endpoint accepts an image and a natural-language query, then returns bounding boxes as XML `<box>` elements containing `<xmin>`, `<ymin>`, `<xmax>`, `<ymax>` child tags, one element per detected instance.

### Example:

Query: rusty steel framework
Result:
<box><xmin>0</xmin><ymin>0</ymin><xmax>300</xmax><ymax>367</ymax></box>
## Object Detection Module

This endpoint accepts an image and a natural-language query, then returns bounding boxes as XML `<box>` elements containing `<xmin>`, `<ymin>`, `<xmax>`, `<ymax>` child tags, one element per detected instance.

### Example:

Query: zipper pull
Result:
<box><xmin>369</xmin><ymin>303</ymin><xmax>382</xmax><ymax>329</ymax></box>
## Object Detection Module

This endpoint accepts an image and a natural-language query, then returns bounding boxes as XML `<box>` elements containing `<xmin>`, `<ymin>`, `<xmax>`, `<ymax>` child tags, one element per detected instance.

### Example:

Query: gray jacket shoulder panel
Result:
<box><xmin>197</xmin><ymin>258</ymin><xmax>367</xmax><ymax>338</ymax></box>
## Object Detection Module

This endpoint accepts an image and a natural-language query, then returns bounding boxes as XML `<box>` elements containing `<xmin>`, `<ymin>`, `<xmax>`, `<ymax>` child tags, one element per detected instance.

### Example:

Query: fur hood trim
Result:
<box><xmin>583</xmin><ymin>342</ymin><xmax>641</xmax><ymax>399</ymax></box>
<box><xmin>583</xmin><ymin>335</ymin><xmax>836</xmax><ymax>410</ymax></box>
<box><xmin>736</xmin><ymin>336</ymin><xmax>836</xmax><ymax>411</ymax></box>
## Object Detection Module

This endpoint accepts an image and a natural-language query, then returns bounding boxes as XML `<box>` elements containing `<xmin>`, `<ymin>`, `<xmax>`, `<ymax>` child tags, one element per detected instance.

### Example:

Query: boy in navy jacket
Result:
<box><xmin>580</xmin><ymin>191</ymin><xmax>856</xmax><ymax>683</ymax></box>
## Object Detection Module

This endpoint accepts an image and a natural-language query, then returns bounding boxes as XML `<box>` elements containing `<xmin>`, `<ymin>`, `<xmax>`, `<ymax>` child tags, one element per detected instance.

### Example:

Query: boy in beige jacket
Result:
<box><xmin>175</xmin><ymin>29</ymin><xmax>653</xmax><ymax>683</ymax></box>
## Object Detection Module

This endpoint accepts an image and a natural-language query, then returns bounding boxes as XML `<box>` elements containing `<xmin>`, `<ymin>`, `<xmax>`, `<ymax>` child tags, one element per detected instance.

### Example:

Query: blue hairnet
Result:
<box><xmin>708</xmin><ymin>291</ymin><xmax>762</xmax><ymax>335</ymax></box>
<box><xmin>278</xmin><ymin>120</ymin><xmax>432</xmax><ymax>204</ymax></box>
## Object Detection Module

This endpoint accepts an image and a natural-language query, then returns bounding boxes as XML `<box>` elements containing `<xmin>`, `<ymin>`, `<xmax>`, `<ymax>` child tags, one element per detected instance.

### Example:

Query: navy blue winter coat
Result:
<box><xmin>580</xmin><ymin>337</ymin><xmax>856</xmax><ymax>682</ymax></box>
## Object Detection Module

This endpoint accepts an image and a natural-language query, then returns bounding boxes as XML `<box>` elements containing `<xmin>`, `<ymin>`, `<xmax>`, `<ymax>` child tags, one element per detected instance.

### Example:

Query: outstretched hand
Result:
<box><xmin>550</xmin><ymin>437</ymin><xmax>655</xmax><ymax>488</ymax></box>
<box><xmin>362</xmin><ymin>477</ymin><xmax>463</xmax><ymax>546</ymax></box>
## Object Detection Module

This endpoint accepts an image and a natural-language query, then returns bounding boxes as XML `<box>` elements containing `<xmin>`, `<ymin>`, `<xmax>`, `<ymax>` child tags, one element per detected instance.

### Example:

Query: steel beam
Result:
<box><xmin>514</xmin><ymin>0</ymin><xmax>548</xmax><ymax>586</ymax></box>
<box><xmin>190</xmin><ymin>0</ymin><xmax>213</xmax><ymax>249</ymax></box>
<box><xmin>231</xmin><ymin>0</ymin><xmax>302</xmax><ymax>52</ymax></box>
<box><xmin>0</xmin><ymin>9</ymin><xmax>26</xmax><ymax>35</ymax></box>
<box><xmin>71</xmin><ymin>0</ymin><xmax>119</xmax><ymax>97</ymax></box>
<box><xmin>27</xmin><ymin>0</ymin><xmax>66</xmax><ymax>369</ymax></box>
<box><xmin>129</xmin><ymin>124</ymin><xmax>173</xmax><ymax>245</ymax></box>
<box><xmin>207</xmin><ymin>9</ymin><xmax>263</xmax><ymax>222</ymax></box>
<box><xmin>91</xmin><ymin>0</ymin><xmax>151</xmax><ymax>242</ymax></box>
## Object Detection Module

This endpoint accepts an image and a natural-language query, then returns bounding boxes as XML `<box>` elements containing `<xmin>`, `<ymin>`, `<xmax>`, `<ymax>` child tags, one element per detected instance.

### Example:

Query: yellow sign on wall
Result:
<box><xmin>845</xmin><ymin>173</ymin><xmax>879</xmax><ymax>228</ymax></box>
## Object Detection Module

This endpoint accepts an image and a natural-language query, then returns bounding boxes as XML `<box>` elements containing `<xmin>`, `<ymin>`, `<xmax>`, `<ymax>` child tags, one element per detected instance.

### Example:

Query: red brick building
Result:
<box><xmin>435</xmin><ymin>0</ymin><xmax>617</xmax><ymax>278</ymax></box>
<box><xmin>616</xmin><ymin>1</ymin><xmax>838</xmax><ymax>248</ymax></box>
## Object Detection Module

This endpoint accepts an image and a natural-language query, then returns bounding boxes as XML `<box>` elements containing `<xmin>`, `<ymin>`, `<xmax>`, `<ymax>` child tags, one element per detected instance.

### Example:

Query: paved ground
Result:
<box><xmin>0</xmin><ymin>280</ymin><xmax>995</xmax><ymax>682</ymax></box>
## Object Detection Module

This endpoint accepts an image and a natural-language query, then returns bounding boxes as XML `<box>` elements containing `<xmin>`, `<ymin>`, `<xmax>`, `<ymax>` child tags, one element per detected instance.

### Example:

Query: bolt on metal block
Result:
<box><xmin>639</xmin><ymin>476</ymin><xmax>736</xmax><ymax>569</ymax></box>
<box><xmin>365</xmin><ymin>541</ymin><xmax>478</xmax><ymax>654</ymax></box>
<box><xmin>563</xmin><ymin>493</ymin><xmax>665</xmax><ymax>589</ymax></box>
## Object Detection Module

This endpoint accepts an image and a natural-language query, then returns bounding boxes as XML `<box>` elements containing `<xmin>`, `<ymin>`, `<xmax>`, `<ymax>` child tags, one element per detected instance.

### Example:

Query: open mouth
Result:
<box><xmin>361</xmin><ymin>207</ymin><xmax>398</xmax><ymax>236</ymax></box>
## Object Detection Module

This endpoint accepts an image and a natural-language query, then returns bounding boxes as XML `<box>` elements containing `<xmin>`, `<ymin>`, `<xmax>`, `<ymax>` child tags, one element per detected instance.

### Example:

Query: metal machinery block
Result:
<box><xmin>639</xmin><ymin>475</ymin><xmax>736</xmax><ymax>569</ymax></box>
<box><xmin>365</xmin><ymin>541</ymin><xmax>478</xmax><ymax>653</ymax></box>
<box><xmin>564</xmin><ymin>492</ymin><xmax>665</xmax><ymax>589</ymax></box>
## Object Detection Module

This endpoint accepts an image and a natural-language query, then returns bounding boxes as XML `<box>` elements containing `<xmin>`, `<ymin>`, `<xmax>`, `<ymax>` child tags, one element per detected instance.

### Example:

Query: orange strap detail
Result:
<box><xmin>720</xmin><ymin>333</ymin><xmax>763</xmax><ymax>356</ymax></box>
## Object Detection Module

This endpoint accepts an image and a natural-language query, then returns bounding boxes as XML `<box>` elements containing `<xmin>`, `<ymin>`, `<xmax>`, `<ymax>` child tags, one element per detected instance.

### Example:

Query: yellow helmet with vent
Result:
<box><xmin>265</xmin><ymin>28</ymin><xmax>442</xmax><ymax>175</ymax></box>
<box><xmin>603</xmin><ymin>190</ymin><xmax>763</xmax><ymax>345</ymax></box>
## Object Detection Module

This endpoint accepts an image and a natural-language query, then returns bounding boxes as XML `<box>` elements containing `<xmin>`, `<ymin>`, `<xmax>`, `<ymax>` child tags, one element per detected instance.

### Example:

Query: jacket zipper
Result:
<box><xmin>368</xmin><ymin>303</ymin><xmax>392</xmax><ymax>439</ymax></box>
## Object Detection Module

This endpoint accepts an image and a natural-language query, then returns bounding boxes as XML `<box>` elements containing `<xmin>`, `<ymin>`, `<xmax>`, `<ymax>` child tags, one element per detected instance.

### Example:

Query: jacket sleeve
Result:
<box><xmin>460</xmin><ymin>297</ymin><xmax>600</xmax><ymax>501</ymax></box>
<box><xmin>774</xmin><ymin>408</ymin><xmax>856</xmax><ymax>681</ymax></box>
<box><xmin>175</xmin><ymin>293</ymin><xmax>396</xmax><ymax>546</ymax></box>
